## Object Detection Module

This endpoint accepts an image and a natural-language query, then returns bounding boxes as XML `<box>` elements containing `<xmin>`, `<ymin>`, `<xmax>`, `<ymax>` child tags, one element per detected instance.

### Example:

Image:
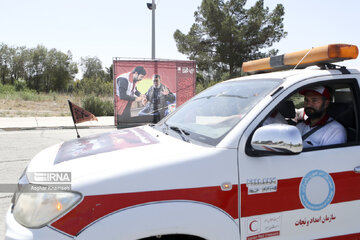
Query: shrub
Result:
<box><xmin>19</xmin><ymin>89</ymin><xmax>41</xmax><ymax>101</ymax></box>
<box><xmin>0</xmin><ymin>83</ymin><xmax>42</xmax><ymax>101</ymax></box>
<box><xmin>73</xmin><ymin>78</ymin><xmax>113</xmax><ymax>96</ymax></box>
<box><xmin>14</xmin><ymin>79</ymin><xmax>27</xmax><ymax>91</ymax></box>
<box><xmin>82</xmin><ymin>95</ymin><xmax>114</xmax><ymax>116</ymax></box>
<box><xmin>0</xmin><ymin>84</ymin><xmax>16</xmax><ymax>94</ymax></box>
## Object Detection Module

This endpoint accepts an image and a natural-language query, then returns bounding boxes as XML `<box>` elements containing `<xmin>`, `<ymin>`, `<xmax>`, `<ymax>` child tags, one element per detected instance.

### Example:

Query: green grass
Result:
<box><xmin>0</xmin><ymin>83</ymin><xmax>115</xmax><ymax>117</ymax></box>
<box><xmin>0</xmin><ymin>84</ymin><xmax>52</xmax><ymax>101</ymax></box>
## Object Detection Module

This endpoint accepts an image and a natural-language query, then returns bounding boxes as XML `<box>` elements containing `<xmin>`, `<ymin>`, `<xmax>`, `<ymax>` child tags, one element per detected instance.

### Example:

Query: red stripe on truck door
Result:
<box><xmin>241</xmin><ymin>171</ymin><xmax>360</xmax><ymax>217</ymax></box>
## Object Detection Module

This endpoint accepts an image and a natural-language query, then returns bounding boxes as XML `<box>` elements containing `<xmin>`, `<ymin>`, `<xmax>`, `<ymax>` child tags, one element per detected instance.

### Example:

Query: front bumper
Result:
<box><xmin>5</xmin><ymin>205</ymin><xmax>72</xmax><ymax>240</ymax></box>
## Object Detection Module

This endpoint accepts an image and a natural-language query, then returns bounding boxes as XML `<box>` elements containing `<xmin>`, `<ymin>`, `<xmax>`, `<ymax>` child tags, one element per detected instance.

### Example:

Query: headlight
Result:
<box><xmin>13</xmin><ymin>190</ymin><xmax>81</xmax><ymax>228</ymax></box>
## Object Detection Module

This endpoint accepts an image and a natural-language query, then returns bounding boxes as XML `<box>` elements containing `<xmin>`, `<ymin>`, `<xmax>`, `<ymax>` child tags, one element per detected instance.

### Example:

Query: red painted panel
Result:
<box><xmin>318</xmin><ymin>232</ymin><xmax>360</xmax><ymax>240</ymax></box>
<box><xmin>241</xmin><ymin>178</ymin><xmax>303</xmax><ymax>217</ymax></box>
<box><xmin>51</xmin><ymin>185</ymin><xmax>238</xmax><ymax>236</ymax></box>
<box><xmin>331</xmin><ymin>171</ymin><xmax>360</xmax><ymax>204</ymax></box>
<box><xmin>51</xmin><ymin>170</ymin><xmax>360</xmax><ymax>236</ymax></box>
<box><xmin>241</xmin><ymin>171</ymin><xmax>360</xmax><ymax>217</ymax></box>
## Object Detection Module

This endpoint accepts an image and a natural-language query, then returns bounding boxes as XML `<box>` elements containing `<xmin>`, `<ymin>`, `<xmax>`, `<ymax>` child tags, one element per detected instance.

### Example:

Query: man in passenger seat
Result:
<box><xmin>296</xmin><ymin>86</ymin><xmax>347</xmax><ymax>148</ymax></box>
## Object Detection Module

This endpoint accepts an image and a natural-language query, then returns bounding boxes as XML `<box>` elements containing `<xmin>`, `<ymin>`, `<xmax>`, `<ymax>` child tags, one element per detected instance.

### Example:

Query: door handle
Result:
<box><xmin>354</xmin><ymin>166</ymin><xmax>360</xmax><ymax>173</ymax></box>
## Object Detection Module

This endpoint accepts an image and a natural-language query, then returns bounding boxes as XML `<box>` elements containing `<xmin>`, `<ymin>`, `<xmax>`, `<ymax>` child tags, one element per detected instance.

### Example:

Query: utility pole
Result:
<box><xmin>147</xmin><ymin>0</ymin><xmax>156</xmax><ymax>59</ymax></box>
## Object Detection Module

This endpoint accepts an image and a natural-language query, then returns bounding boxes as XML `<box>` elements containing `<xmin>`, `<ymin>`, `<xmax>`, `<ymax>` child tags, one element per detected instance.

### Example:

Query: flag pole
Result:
<box><xmin>68</xmin><ymin>100</ymin><xmax>80</xmax><ymax>138</ymax></box>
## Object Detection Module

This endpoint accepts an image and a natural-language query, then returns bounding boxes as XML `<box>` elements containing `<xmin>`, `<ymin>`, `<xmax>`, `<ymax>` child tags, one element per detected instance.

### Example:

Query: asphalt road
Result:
<box><xmin>0</xmin><ymin>127</ymin><xmax>114</xmax><ymax>240</ymax></box>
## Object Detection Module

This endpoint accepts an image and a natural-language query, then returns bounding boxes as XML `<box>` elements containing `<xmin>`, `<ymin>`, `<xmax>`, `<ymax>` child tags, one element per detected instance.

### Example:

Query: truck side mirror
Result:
<box><xmin>251</xmin><ymin>124</ymin><xmax>303</xmax><ymax>154</ymax></box>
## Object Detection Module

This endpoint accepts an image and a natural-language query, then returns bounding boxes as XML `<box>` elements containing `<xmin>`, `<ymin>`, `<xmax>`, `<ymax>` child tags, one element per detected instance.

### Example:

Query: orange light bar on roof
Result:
<box><xmin>242</xmin><ymin>44</ymin><xmax>359</xmax><ymax>73</ymax></box>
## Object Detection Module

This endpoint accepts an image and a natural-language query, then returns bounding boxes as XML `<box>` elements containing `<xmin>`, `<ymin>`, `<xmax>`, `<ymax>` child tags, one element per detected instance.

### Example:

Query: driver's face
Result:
<box><xmin>304</xmin><ymin>92</ymin><xmax>328</xmax><ymax>119</ymax></box>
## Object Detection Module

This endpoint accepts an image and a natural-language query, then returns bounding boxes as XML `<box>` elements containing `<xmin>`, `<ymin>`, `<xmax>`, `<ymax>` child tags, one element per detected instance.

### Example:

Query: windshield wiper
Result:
<box><xmin>169</xmin><ymin>126</ymin><xmax>191</xmax><ymax>143</ymax></box>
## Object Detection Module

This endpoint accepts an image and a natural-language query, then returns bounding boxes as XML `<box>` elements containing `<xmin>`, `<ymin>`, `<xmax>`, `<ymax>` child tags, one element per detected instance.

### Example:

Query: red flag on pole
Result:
<box><xmin>68</xmin><ymin>100</ymin><xmax>98</xmax><ymax>124</ymax></box>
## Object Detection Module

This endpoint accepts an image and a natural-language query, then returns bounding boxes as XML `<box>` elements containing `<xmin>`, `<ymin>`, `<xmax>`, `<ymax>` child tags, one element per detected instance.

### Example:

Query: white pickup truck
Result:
<box><xmin>5</xmin><ymin>44</ymin><xmax>360</xmax><ymax>240</ymax></box>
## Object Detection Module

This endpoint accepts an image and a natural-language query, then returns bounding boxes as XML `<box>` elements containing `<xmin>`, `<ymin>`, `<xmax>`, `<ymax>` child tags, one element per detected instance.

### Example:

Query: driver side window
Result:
<box><xmin>263</xmin><ymin>82</ymin><xmax>357</xmax><ymax>150</ymax></box>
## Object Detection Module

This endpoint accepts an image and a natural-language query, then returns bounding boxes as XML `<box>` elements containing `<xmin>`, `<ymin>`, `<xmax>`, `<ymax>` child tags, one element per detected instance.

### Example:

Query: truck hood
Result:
<box><xmin>25</xmin><ymin>126</ymin><xmax>237</xmax><ymax>195</ymax></box>
<box><xmin>53</xmin><ymin>127</ymin><xmax>161</xmax><ymax>165</ymax></box>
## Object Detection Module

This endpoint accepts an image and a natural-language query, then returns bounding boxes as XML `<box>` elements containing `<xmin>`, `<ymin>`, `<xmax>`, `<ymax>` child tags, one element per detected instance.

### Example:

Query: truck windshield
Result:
<box><xmin>158</xmin><ymin>79</ymin><xmax>282</xmax><ymax>146</ymax></box>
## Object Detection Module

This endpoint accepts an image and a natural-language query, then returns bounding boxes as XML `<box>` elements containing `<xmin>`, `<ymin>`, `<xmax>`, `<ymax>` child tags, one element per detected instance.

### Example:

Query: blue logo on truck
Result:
<box><xmin>299</xmin><ymin>169</ymin><xmax>335</xmax><ymax>211</ymax></box>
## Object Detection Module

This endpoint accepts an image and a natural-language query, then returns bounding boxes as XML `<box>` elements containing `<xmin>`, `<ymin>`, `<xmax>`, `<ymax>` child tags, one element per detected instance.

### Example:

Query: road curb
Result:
<box><xmin>0</xmin><ymin>116</ymin><xmax>115</xmax><ymax>130</ymax></box>
<box><xmin>0</xmin><ymin>125</ymin><xmax>117</xmax><ymax>131</ymax></box>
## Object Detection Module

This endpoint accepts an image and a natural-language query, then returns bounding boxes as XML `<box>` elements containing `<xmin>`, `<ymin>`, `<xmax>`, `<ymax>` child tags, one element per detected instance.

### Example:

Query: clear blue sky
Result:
<box><xmin>1</xmin><ymin>0</ymin><xmax>359</xmax><ymax>79</ymax></box>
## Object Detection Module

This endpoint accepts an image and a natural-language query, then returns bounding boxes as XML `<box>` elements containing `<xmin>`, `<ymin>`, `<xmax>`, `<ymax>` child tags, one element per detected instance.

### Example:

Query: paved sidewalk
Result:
<box><xmin>0</xmin><ymin>116</ymin><xmax>115</xmax><ymax>130</ymax></box>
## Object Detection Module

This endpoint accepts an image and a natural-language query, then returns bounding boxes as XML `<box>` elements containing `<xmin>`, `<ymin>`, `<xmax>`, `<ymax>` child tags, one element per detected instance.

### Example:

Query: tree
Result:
<box><xmin>43</xmin><ymin>49</ymin><xmax>78</xmax><ymax>92</ymax></box>
<box><xmin>26</xmin><ymin>45</ymin><xmax>47</xmax><ymax>91</ymax></box>
<box><xmin>80</xmin><ymin>56</ymin><xmax>105</xmax><ymax>80</ymax></box>
<box><xmin>105</xmin><ymin>64</ymin><xmax>113</xmax><ymax>82</ymax></box>
<box><xmin>9</xmin><ymin>46</ymin><xmax>28</xmax><ymax>84</ymax></box>
<box><xmin>0</xmin><ymin>43</ymin><xmax>11</xmax><ymax>84</ymax></box>
<box><xmin>174</xmin><ymin>0</ymin><xmax>287</xmax><ymax>79</ymax></box>
<box><xmin>25</xmin><ymin>45</ymin><xmax>78</xmax><ymax>92</ymax></box>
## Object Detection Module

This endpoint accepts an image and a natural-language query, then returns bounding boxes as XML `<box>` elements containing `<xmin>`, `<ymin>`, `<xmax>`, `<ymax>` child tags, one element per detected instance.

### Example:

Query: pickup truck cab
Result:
<box><xmin>5</xmin><ymin>44</ymin><xmax>360</xmax><ymax>240</ymax></box>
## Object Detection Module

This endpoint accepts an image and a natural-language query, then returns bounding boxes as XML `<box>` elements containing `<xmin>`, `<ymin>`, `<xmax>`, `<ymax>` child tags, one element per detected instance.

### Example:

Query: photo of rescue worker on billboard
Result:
<box><xmin>115</xmin><ymin>66</ymin><xmax>148</xmax><ymax>122</ymax></box>
<box><xmin>113</xmin><ymin>59</ymin><xmax>196</xmax><ymax>127</ymax></box>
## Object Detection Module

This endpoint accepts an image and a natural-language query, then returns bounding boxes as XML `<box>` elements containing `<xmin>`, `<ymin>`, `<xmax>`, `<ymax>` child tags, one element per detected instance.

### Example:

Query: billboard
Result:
<box><xmin>113</xmin><ymin>59</ymin><xmax>196</xmax><ymax>126</ymax></box>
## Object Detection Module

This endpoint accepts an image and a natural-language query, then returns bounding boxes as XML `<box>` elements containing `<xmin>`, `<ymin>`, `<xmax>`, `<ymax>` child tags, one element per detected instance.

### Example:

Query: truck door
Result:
<box><xmin>238</xmin><ymin>78</ymin><xmax>360</xmax><ymax>240</ymax></box>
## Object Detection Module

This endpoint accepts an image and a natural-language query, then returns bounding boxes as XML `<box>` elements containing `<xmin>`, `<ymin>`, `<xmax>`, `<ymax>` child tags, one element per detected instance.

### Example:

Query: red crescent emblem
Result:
<box><xmin>249</xmin><ymin>220</ymin><xmax>259</xmax><ymax>232</ymax></box>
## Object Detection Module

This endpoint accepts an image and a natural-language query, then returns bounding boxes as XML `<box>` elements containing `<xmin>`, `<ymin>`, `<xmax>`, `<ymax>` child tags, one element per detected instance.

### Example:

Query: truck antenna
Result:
<box><xmin>293</xmin><ymin>47</ymin><xmax>314</xmax><ymax>70</ymax></box>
